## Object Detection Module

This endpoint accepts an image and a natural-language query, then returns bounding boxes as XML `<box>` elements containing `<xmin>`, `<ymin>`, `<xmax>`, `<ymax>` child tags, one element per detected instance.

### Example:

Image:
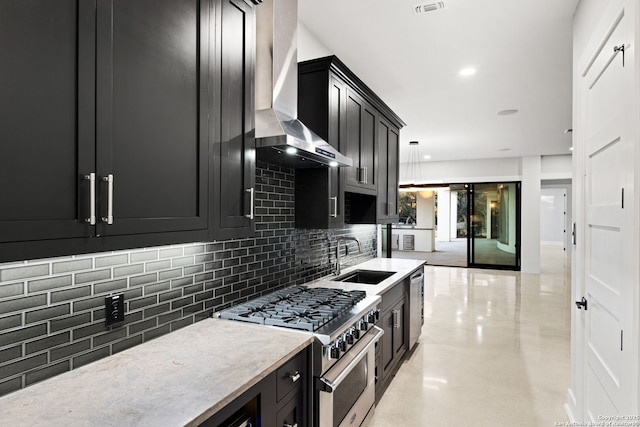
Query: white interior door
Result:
<box><xmin>576</xmin><ymin>0</ymin><xmax>637</xmax><ymax>419</ymax></box>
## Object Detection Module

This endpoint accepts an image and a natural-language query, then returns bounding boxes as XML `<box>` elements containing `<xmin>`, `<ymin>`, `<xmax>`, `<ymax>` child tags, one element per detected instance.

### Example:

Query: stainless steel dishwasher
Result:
<box><xmin>409</xmin><ymin>266</ymin><xmax>424</xmax><ymax>350</ymax></box>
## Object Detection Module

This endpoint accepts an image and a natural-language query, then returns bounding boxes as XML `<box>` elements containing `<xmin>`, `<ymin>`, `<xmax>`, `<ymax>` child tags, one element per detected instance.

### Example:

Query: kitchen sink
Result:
<box><xmin>333</xmin><ymin>270</ymin><xmax>396</xmax><ymax>285</ymax></box>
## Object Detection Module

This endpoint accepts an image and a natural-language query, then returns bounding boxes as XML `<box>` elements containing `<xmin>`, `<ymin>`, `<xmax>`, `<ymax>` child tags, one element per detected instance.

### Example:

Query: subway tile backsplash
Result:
<box><xmin>0</xmin><ymin>162</ymin><xmax>377</xmax><ymax>397</ymax></box>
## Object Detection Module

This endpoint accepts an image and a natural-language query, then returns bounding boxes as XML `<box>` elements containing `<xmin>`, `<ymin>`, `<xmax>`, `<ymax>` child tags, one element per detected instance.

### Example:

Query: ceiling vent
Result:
<box><xmin>413</xmin><ymin>2</ymin><xmax>445</xmax><ymax>15</ymax></box>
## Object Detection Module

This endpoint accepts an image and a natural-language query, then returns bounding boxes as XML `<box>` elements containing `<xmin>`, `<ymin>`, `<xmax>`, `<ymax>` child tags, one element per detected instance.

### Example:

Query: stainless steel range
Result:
<box><xmin>219</xmin><ymin>285</ymin><xmax>383</xmax><ymax>427</ymax></box>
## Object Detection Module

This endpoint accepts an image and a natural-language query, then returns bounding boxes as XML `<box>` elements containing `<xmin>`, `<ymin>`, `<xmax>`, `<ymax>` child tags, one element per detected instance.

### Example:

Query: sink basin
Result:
<box><xmin>334</xmin><ymin>270</ymin><xmax>396</xmax><ymax>285</ymax></box>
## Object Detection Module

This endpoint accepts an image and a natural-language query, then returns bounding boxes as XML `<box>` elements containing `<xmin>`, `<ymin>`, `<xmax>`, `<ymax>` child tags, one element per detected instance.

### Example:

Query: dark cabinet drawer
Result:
<box><xmin>276</xmin><ymin>393</ymin><xmax>303</xmax><ymax>427</ymax></box>
<box><xmin>275</xmin><ymin>352</ymin><xmax>304</xmax><ymax>403</ymax></box>
<box><xmin>381</xmin><ymin>281</ymin><xmax>404</xmax><ymax>311</ymax></box>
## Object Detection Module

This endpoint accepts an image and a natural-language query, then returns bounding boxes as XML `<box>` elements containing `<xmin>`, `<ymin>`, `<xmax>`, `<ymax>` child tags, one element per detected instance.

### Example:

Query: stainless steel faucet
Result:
<box><xmin>336</xmin><ymin>237</ymin><xmax>361</xmax><ymax>276</ymax></box>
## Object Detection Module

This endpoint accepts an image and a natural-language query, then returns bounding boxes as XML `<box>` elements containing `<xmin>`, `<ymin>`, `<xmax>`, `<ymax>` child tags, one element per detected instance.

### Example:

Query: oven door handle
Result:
<box><xmin>317</xmin><ymin>326</ymin><xmax>384</xmax><ymax>393</ymax></box>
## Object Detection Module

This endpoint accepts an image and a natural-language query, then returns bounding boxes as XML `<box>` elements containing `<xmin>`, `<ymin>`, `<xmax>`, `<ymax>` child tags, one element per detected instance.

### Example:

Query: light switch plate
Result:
<box><xmin>105</xmin><ymin>294</ymin><xmax>125</xmax><ymax>326</ymax></box>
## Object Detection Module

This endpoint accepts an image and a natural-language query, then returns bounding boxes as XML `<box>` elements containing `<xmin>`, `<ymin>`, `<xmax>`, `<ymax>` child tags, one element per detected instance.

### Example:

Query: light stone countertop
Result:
<box><xmin>0</xmin><ymin>318</ymin><xmax>313</xmax><ymax>427</ymax></box>
<box><xmin>307</xmin><ymin>258</ymin><xmax>427</xmax><ymax>295</ymax></box>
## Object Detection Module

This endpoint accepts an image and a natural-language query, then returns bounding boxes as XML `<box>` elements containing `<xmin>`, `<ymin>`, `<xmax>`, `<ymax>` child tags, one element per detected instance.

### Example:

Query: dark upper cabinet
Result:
<box><xmin>297</xmin><ymin>56</ymin><xmax>404</xmax><ymax>227</ymax></box>
<box><xmin>95</xmin><ymin>0</ymin><xmax>209</xmax><ymax>237</ymax></box>
<box><xmin>0</xmin><ymin>0</ymin><xmax>95</xmax><ymax>244</ymax></box>
<box><xmin>296</xmin><ymin>73</ymin><xmax>346</xmax><ymax>228</ymax></box>
<box><xmin>344</xmin><ymin>89</ymin><xmax>378</xmax><ymax>195</ymax></box>
<box><xmin>211</xmin><ymin>0</ymin><xmax>256</xmax><ymax>240</ymax></box>
<box><xmin>377</xmin><ymin>117</ymin><xmax>400</xmax><ymax>223</ymax></box>
<box><xmin>0</xmin><ymin>0</ymin><xmax>255</xmax><ymax>262</ymax></box>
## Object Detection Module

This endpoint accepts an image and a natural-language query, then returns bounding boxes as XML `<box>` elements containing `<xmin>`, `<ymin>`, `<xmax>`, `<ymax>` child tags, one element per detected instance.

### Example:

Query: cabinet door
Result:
<box><xmin>393</xmin><ymin>299</ymin><xmax>406</xmax><ymax>358</ymax></box>
<box><xmin>380</xmin><ymin>307</ymin><xmax>395</xmax><ymax>376</ymax></box>
<box><xmin>211</xmin><ymin>0</ymin><xmax>256</xmax><ymax>240</ymax></box>
<box><xmin>360</xmin><ymin>102</ymin><xmax>377</xmax><ymax>193</ymax></box>
<box><xmin>387</xmin><ymin>126</ymin><xmax>400</xmax><ymax>221</ymax></box>
<box><xmin>328</xmin><ymin>75</ymin><xmax>346</xmax><ymax>225</ymax></box>
<box><xmin>95</xmin><ymin>0</ymin><xmax>209</xmax><ymax>236</ymax></box>
<box><xmin>344</xmin><ymin>91</ymin><xmax>363</xmax><ymax>189</ymax></box>
<box><xmin>381</xmin><ymin>299</ymin><xmax>407</xmax><ymax>380</ymax></box>
<box><xmin>0</xmin><ymin>0</ymin><xmax>95</xmax><ymax>244</ymax></box>
<box><xmin>276</xmin><ymin>393</ymin><xmax>304</xmax><ymax>427</ymax></box>
<box><xmin>344</xmin><ymin>89</ymin><xmax>377</xmax><ymax>194</ymax></box>
<box><xmin>377</xmin><ymin>117</ymin><xmax>400</xmax><ymax>223</ymax></box>
<box><xmin>377</xmin><ymin>120</ymin><xmax>390</xmax><ymax>221</ymax></box>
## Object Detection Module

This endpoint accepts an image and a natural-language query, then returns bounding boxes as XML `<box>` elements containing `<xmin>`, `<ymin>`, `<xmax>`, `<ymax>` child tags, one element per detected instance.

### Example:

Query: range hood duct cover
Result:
<box><xmin>255</xmin><ymin>0</ymin><xmax>352</xmax><ymax>168</ymax></box>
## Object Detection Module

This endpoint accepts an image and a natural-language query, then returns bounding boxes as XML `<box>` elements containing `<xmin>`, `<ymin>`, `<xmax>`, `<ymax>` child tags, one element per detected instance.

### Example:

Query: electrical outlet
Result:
<box><xmin>105</xmin><ymin>294</ymin><xmax>125</xmax><ymax>326</ymax></box>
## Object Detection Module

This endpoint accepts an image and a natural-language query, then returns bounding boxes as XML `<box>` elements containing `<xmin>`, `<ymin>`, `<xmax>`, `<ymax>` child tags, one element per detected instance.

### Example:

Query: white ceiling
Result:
<box><xmin>298</xmin><ymin>0</ymin><xmax>579</xmax><ymax>164</ymax></box>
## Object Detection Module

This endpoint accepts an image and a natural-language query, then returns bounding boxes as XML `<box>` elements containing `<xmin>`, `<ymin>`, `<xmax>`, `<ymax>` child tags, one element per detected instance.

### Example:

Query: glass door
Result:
<box><xmin>468</xmin><ymin>182</ymin><xmax>521</xmax><ymax>270</ymax></box>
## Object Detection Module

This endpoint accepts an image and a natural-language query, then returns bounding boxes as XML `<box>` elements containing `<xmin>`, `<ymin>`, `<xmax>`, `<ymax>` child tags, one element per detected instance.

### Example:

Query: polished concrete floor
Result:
<box><xmin>367</xmin><ymin>245</ymin><xmax>571</xmax><ymax>426</ymax></box>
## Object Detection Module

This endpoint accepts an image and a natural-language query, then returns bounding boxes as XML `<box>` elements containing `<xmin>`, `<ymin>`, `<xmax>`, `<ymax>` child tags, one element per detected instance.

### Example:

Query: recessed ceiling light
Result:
<box><xmin>569</xmin><ymin>147</ymin><xmax>574</xmax><ymax>151</ymax></box>
<box><xmin>497</xmin><ymin>109</ymin><xmax>518</xmax><ymax>116</ymax></box>
<box><xmin>329</xmin><ymin>161</ymin><xmax>338</xmax><ymax>167</ymax></box>
<box><xmin>423</xmin><ymin>155</ymin><xmax>432</xmax><ymax>160</ymax></box>
<box><xmin>459</xmin><ymin>67</ymin><xmax>476</xmax><ymax>77</ymax></box>
<box><xmin>285</xmin><ymin>147</ymin><xmax>297</xmax><ymax>155</ymax></box>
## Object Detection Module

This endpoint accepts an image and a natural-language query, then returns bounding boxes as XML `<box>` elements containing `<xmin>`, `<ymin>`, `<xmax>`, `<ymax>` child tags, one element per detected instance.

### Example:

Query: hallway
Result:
<box><xmin>368</xmin><ymin>245</ymin><xmax>571</xmax><ymax>426</ymax></box>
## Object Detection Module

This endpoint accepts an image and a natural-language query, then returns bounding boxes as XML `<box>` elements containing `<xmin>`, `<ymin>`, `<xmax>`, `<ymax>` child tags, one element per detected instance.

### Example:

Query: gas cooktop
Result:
<box><xmin>219</xmin><ymin>285</ymin><xmax>368</xmax><ymax>332</ymax></box>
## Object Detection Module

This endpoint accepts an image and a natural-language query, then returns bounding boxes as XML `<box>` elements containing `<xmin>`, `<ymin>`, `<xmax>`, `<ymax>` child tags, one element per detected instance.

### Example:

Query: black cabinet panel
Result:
<box><xmin>0</xmin><ymin>0</ymin><xmax>264</xmax><ymax>261</ymax></box>
<box><xmin>211</xmin><ymin>0</ymin><xmax>256</xmax><ymax>240</ymax></box>
<box><xmin>96</xmin><ymin>0</ymin><xmax>209</xmax><ymax>236</ymax></box>
<box><xmin>344</xmin><ymin>90</ymin><xmax>377</xmax><ymax>194</ymax></box>
<box><xmin>377</xmin><ymin>116</ymin><xmax>400</xmax><ymax>223</ymax></box>
<box><xmin>0</xmin><ymin>0</ymin><xmax>94</xmax><ymax>243</ymax></box>
<box><xmin>298</xmin><ymin>56</ymin><xmax>404</xmax><ymax>227</ymax></box>
<box><xmin>378</xmin><ymin>281</ymin><xmax>407</xmax><ymax>399</ymax></box>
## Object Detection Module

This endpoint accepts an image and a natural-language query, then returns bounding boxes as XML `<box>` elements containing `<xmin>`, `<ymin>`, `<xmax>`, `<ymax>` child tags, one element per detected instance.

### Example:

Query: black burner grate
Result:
<box><xmin>219</xmin><ymin>286</ymin><xmax>367</xmax><ymax>331</ymax></box>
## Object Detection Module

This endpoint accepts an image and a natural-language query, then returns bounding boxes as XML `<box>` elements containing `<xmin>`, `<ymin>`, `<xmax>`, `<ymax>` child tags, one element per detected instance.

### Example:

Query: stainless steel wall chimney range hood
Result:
<box><xmin>255</xmin><ymin>0</ymin><xmax>352</xmax><ymax>168</ymax></box>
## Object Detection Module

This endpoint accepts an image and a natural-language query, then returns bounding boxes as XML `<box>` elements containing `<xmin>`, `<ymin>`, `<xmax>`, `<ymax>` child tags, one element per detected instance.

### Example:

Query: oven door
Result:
<box><xmin>317</xmin><ymin>326</ymin><xmax>384</xmax><ymax>427</ymax></box>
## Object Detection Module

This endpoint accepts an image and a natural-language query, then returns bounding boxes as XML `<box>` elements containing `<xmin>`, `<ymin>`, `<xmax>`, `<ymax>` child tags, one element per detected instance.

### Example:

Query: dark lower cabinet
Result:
<box><xmin>376</xmin><ymin>280</ymin><xmax>407</xmax><ymax>402</ymax></box>
<box><xmin>276</xmin><ymin>393</ymin><xmax>304</xmax><ymax>427</ymax></box>
<box><xmin>201</xmin><ymin>347</ymin><xmax>309</xmax><ymax>427</ymax></box>
<box><xmin>0</xmin><ymin>0</ymin><xmax>257</xmax><ymax>262</ymax></box>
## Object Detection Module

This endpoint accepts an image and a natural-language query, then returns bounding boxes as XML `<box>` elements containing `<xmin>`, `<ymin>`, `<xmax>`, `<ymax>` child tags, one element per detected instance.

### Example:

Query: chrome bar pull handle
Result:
<box><xmin>101</xmin><ymin>174</ymin><xmax>114</xmax><ymax>224</ymax></box>
<box><xmin>84</xmin><ymin>173</ymin><xmax>96</xmax><ymax>225</ymax></box>
<box><xmin>245</xmin><ymin>188</ymin><xmax>254</xmax><ymax>219</ymax></box>
<box><xmin>289</xmin><ymin>371</ymin><xmax>301</xmax><ymax>383</ymax></box>
<box><xmin>358</xmin><ymin>167</ymin><xmax>368</xmax><ymax>184</ymax></box>
<box><xmin>330</xmin><ymin>196</ymin><xmax>338</xmax><ymax>218</ymax></box>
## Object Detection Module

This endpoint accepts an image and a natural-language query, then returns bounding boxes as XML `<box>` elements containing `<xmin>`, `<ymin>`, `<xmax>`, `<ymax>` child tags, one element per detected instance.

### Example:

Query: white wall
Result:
<box><xmin>520</xmin><ymin>156</ymin><xmax>542</xmax><ymax>273</ymax></box>
<box><xmin>540</xmin><ymin>188</ymin><xmax>567</xmax><ymax>245</ymax></box>
<box><xmin>436</xmin><ymin>188</ymin><xmax>451</xmax><ymax>242</ymax></box>
<box><xmin>399</xmin><ymin>157</ymin><xmax>521</xmax><ymax>185</ymax></box>
<box><xmin>298</xmin><ymin>22</ymin><xmax>332</xmax><ymax>61</ymax></box>
<box><xmin>541</xmin><ymin>154</ymin><xmax>573</xmax><ymax>179</ymax></box>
